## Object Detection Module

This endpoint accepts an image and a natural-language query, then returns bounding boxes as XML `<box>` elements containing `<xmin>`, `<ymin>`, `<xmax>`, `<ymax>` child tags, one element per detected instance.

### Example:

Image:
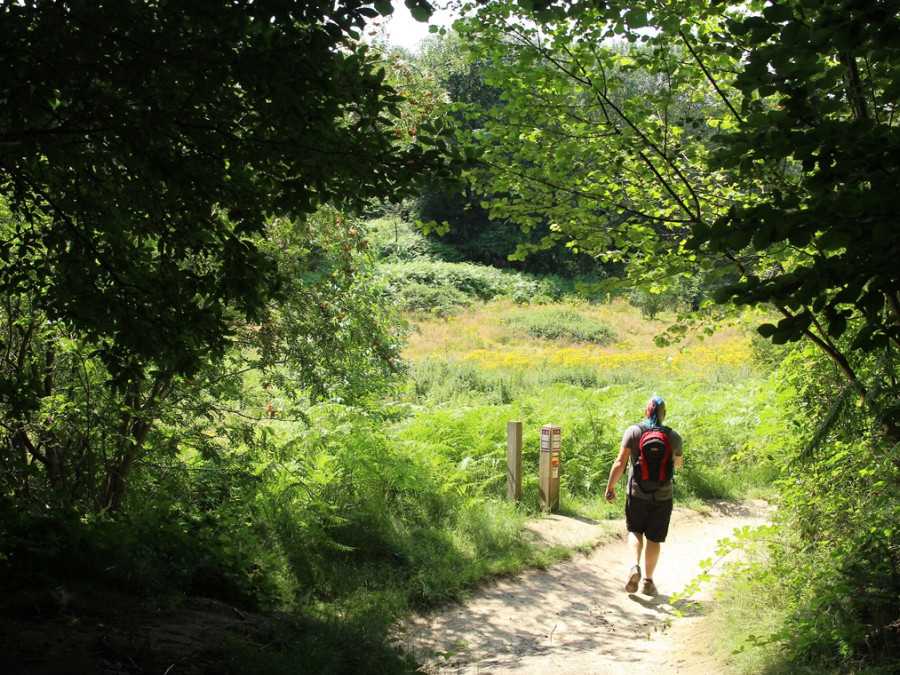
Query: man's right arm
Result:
<box><xmin>605</xmin><ymin>445</ymin><xmax>631</xmax><ymax>502</ymax></box>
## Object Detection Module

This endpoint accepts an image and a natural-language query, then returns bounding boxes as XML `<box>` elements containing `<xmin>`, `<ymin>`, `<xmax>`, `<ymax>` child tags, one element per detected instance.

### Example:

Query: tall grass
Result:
<box><xmin>397</xmin><ymin>300</ymin><xmax>777</xmax><ymax>518</ymax></box>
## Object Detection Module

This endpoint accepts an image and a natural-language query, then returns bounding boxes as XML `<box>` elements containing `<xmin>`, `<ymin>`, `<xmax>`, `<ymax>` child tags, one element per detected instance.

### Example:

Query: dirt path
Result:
<box><xmin>402</xmin><ymin>500</ymin><xmax>768</xmax><ymax>674</ymax></box>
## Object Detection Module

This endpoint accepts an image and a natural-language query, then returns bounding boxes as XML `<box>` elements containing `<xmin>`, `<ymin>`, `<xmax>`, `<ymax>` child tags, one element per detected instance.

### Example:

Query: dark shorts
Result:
<box><xmin>625</xmin><ymin>494</ymin><xmax>674</xmax><ymax>542</ymax></box>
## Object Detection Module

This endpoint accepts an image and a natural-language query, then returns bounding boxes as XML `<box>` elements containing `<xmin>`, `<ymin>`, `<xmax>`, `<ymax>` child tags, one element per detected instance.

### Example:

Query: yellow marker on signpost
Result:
<box><xmin>539</xmin><ymin>424</ymin><xmax>561</xmax><ymax>512</ymax></box>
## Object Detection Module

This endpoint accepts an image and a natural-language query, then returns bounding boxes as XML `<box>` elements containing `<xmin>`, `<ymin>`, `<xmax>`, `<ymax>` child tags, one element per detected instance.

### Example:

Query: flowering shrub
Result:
<box><xmin>459</xmin><ymin>337</ymin><xmax>755</xmax><ymax>380</ymax></box>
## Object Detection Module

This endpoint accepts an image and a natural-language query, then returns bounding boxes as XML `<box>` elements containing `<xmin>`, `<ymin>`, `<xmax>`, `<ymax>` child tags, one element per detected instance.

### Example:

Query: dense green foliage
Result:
<box><xmin>3</xmin><ymin>0</ymin><xmax>899</xmax><ymax>671</ymax></box>
<box><xmin>0</xmin><ymin>207</ymin><xmax>406</xmax><ymax>512</ymax></box>
<box><xmin>395</xmin><ymin>32</ymin><xmax>608</xmax><ymax>277</ymax></box>
<box><xmin>0</xmin><ymin>0</ymin><xmax>458</xmax><ymax>514</ymax></box>
<box><xmin>404</xmin><ymin>357</ymin><xmax>775</xmax><ymax>506</ymax></box>
<box><xmin>708</xmin><ymin>340</ymin><xmax>900</xmax><ymax>673</ymax></box>
<box><xmin>370</xmin><ymin>218</ymin><xmax>584</xmax><ymax>314</ymax></box>
<box><xmin>383</xmin><ymin>259</ymin><xmax>567</xmax><ymax>308</ymax></box>
<box><xmin>628</xmin><ymin>275</ymin><xmax>704</xmax><ymax>320</ymax></box>
<box><xmin>0</xmin><ymin>0</ymin><xmax>450</xmax><ymax>381</ymax></box>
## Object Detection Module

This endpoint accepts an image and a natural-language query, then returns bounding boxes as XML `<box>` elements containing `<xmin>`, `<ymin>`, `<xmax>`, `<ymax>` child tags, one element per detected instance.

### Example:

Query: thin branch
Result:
<box><xmin>678</xmin><ymin>29</ymin><xmax>743</xmax><ymax>123</ymax></box>
<box><xmin>724</xmin><ymin>251</ymin><xmax>862</xmax><ymax>391</ymax></box>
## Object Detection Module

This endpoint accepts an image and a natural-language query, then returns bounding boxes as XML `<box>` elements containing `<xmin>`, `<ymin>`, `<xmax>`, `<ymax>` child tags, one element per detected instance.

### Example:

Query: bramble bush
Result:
<box><xmin>394</xmin><ymin>281</ymin><xmax>473</xmax><ymax>317</ymax></box>
<box><xmin>381</xmin><ymin>260</ymin><xmax>568</xmax><ymax>305</ymax></box>
<box><xmin>501</xmin><ymin>306</ymin><xmax>615</xmax><ymax>344</ymax></box>
<box><xmin>716</xmin><ymin>342</ymin><xmax>900</xmax><ymax>672</ymax></box>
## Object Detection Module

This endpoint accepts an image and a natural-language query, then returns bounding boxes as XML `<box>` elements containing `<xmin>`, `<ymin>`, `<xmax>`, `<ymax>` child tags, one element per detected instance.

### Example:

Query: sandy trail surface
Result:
<box><xmin>402</xmin><ymin>500</ymin><xmax>768</xmax><ymax>674</ymax></box>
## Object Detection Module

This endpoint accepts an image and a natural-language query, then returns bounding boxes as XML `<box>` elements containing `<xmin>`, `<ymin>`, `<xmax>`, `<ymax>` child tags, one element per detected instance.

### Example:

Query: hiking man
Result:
<box><xmin>604</xmin><ymin>395</ymin><xmax>683</xmax><ymax>595</ymax></box>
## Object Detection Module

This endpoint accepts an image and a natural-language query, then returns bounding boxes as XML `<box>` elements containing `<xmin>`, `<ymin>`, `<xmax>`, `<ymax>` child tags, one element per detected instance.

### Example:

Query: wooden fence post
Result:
<box><xmin>507</xmin><ymin>421</ymin><xmax>522</xmax><ymax>502</ymax></box>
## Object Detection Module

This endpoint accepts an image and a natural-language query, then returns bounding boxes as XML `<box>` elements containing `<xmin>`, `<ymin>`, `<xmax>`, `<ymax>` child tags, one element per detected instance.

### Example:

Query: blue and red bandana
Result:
<box><xmin>644</xmin><ymin>395</ymin><xmax>665</xmax><ymax>427</ymax></box>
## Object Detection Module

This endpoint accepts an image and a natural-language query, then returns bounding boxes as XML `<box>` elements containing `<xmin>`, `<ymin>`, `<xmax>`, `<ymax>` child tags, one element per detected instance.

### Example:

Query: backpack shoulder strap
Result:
<box><xmin>629</xmin><ymin>424</ymin><xmax>645</xmax><ymax>471</ymax></box>
<box><xmin>658</xmin><ymin>425</ymin><xmax>673</xmax><ymax>452</ymax></box>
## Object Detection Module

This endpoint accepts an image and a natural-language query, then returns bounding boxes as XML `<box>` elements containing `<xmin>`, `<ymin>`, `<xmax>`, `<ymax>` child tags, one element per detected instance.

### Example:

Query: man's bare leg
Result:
<box><xmin>644</xmin><ymin>539</ymin><xmax>661</xmax><ymax>580</ymax></box>
<box><xmin>625</xmin><ymin>532</ymin><xmax>643</xmax><ymax>592</ymax></box>
<box><xmin>628</xmin><ymin>531</ymin><xmax>644</xmax><ymax>566</ymax></box>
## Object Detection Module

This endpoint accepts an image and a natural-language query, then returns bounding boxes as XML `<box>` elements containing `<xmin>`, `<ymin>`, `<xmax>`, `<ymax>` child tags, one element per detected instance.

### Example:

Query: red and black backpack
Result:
<box><xmin>632</xmin><ymin>423</ymin><xmax>674</xmax><ymax>493</ymax></box>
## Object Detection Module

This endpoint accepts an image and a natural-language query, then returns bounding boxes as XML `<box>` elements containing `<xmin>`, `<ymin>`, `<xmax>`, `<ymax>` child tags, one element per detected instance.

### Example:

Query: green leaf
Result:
<box><xmin>763</xmin><ymin>4</ymin><xmax>795</xmax><ymax>23</ymax></box>
<box><xmin>726</xmin><ymin>229</ymin><xmax>753</xmax><ymax>250</ymax></box>
<box><xmin>408</xmin><ymin>1</ymin><xmax>432</xmax><ymax>23</ymax></box>
<box><xmin>624</xmin><ymin>8</ymin><xmax>649</xmax><ymax>29</ymax></box>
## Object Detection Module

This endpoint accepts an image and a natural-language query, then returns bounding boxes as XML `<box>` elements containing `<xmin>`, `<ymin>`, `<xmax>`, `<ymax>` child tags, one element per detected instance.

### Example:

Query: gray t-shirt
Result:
<box><xmin>622</xmin><ymin>423</ymin><xmax>683</xmax><ymax>501</ymax></box>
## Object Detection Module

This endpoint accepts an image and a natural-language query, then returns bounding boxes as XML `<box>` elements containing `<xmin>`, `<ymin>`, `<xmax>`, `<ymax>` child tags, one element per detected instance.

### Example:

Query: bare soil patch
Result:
<box><xmin>402</xmin><ymin>500</ymin><xmax>768</xmax><ymax>674</ymax></box>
